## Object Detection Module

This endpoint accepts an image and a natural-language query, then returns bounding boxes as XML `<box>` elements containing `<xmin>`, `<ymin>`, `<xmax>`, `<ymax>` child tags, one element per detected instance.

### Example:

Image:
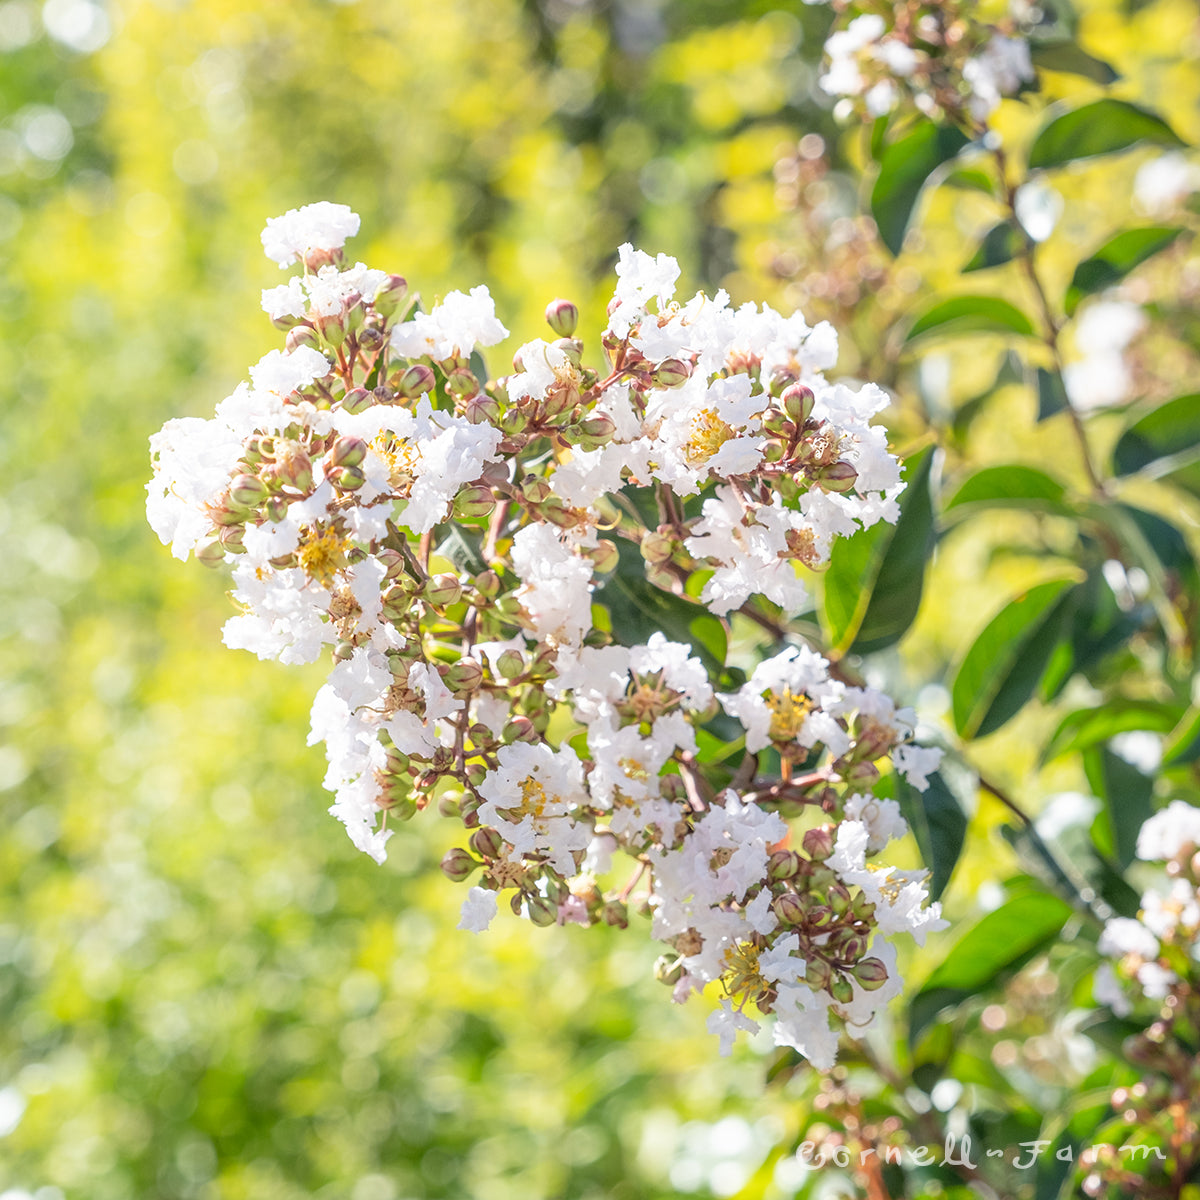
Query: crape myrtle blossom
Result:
<box><xmin>147</xmin><ymin>201</ymin><xmax>947</xmax><ymax>1067</ymax></box>
<box><xmin>813</xmin><ymin>2</ymin><xmax>1034</xmax><ymax>126</ymax></box>
<box><xmin>1095</xmin><ymin>799</ymin><xmax>1200</xmax><ymax>1012</ymax></box>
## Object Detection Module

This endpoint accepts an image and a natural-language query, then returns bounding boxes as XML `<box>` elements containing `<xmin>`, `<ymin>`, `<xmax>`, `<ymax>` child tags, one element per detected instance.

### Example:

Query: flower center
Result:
<box><xmin>684</xmin><ymin>407</ymin><xmax>735</xmax><ymax>467</ymax></box>
<box><xmin>766</xmin><ymin>687</ymin><xmax>812</xmax><ymax>742</ymax></box>
<box><xmin>298</xmin><ymin>523</ymin><xmax>349</xmax><ymax>586</ymax></box>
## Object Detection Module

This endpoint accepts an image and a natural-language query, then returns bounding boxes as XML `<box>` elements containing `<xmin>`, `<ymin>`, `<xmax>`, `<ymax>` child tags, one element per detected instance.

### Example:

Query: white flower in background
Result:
<box><xmin>1014</xmin><ymin>178</ymin><xmax>1063</xmax><ymax>243</ymax></box>
<box><xmin>261</xmin><ymin>201</ymin><xmax>361</xmax><ymax>268</ymax></box>
<box><xmin>963</xmin><ymin>34</ymin><xmax>1034</xmax><ymax>120</ymax></box>
<box><xmin>1134</xmin><ymin>151</ymin><xmax>1200</xmax><ymax>216</ymax></box>
<box><xmin>1064</xmin><ymin>300</ymin><xmax>1146</xmax><ymax>412</ymax></box>
<box><xmin>1137</xmin><ymin>800</ymin><xmax>1200</xmax><ymax>863</ymax></box>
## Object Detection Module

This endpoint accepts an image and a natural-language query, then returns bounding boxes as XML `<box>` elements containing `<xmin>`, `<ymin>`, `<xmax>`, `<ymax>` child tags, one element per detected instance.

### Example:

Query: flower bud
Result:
<box><xmin>773</xmin><ymin>892</ymin><xmax>805</xmax><ymax>925</ymax></box>
<box><xmin>545</xmin><ymin>298</ymin><xmax>579</xmax><ymax>337</ymax></box>
<box><xmin>445</xmin><ymin>366</ymin><xmax>480</xmax><ymax>398</ymax></box>
<box><xmin>377</xmin><ymin>548</ymin><xmax>405</xmax><ymax>579</ymax></box>
<box><xmin>602</xmin><ymin>900</ymin><xmax>629</xmax><ymax>929</ymax></box>
<box><xmin>263</xmin><ymin>494</ymin><xmax>289</xmax><ymax>521</ymax></box>
<box><xmin>345</xmin><ymin>296</ymin><xmax>367</xmax><ymax>333</ymax></box>
<box><xmin>474</xmin><ymin>569</ymin><xmax>501</xmax><ymax>598</ymax></box>
<box><xmin>328</xmin><ymin>464</ymin><xmax>365</xmax><ymax>491</ymax></box>
<box><xmin>852</xmin><ymin>957</ymin><xmax>889</xmax><ymax>990</ymax></box>
<box><xmin>640</xmin><ymin>532</ymin><xmax>674</xmax><ymax>565</ymax></box>
<box><xmin>805</xmin><ymin>957</ymin><xmax>833</xmax><ymax>991</ymax></box>
<box><xmin>526</xmin><ymin>894</ymin><xmax>558</xmax><ymax>927</ymax></box>
<box><xmin>452</xmin><ymin>484</ymin><xmax>496</xmax><ymax>521</ymax></box>
<box><xmin>651</xmin><ymin>359</ymin><xmax>691</xmax><ymax>388</ymax></box>
<box><xmin>285</xmin><ymin>324</ymin><xmax>321</xmax><ymax>353</ymax></box>
<box><xmin>574</xmin><ymin>413</ymin><xmax>616</xmax><ymax>446</ymax></box>
<box><xmin>828</xmin><ymin>881</ymin><xmax>852</xmax><ymax>915</ymax></box>
<box><xmin>500</xmin><ymin>407</ymin><xmax>528</xmax><ymax>436</ymax></box>
<box><xmin>438</xmin><ymin>793</ymin><xmax>461</xmax><ymax>818</ymax></box>
<box><xmin>503</xmin><ymin>716</ymin><xmax>537</xmax><ymax>743</ymax></box>
<box><xmin>521</xmin><ymin>476</ymin><xmax>553</xmax><ymax>505</ymax></box>
<box><xmin>551</xmin><ymin>337</ymin><xmax>584</xmax><ymax>368</ymax></box>
<box><xmin>496</xmin><ymin>649</ymin><xmax>525</xmax><ymax>680</ymax></box>
<box><xmin>381</xmin><ymin>584</ymin><xmax>412</xmax><ymax>621</ymax></box>
<box><xmin>768</xmin><ymin>850</ymin><xmax>801</xmax><ymax>881</ymax></box>
<box><xmin>357</xmin><ymin>324</ymin><xmax>386</xmax><ymax>353</ymax></box>
<box><xmin>217</xmin><ymin>523</ymin><xmax>245</xmax><ymax>551</ymax></box>
<box><xmin>465</xmin><ymin>394</ymin><xmax>502</xmax><ymax>425</ymax></box>
<box><xmin>319</xmin><ymin>311</ymin><xmax>348</xmax><ymax>347</ymax></box>
<box><xmin>228</xmin><ymin>473</ymin><xmax>267</xmax><ymax>509</ymax></box>
<box><xmin>807</xmin><ymin>904</ymin><xmax>834</xmax><ymax>930</ymax></box>
<box><xmin>329</xmin><ymin>436</ymin><xmax>368</xmax><ymax>468</ymax></box>
<box><xmin>394</xmin><ymin>363</ymin><xmax>435</xmax><ymax>399</ymax></box>
<box><xmin>760</xmin><ymin>410</ymin><xmax>793</xmax><ymax>438</ymax></box>
<box><xmin>373</xmin><ymin>274</ymin><xmax>409</xmax><ymax>317</ymax></box>
<box><xmin>655</xmin><ymin>954</ymin><xmax>684</xmax><ymax>985</ymax></box>
<box><xmin>440</xmin><ymin>847</ymin><xmax>479</xmax><ymax>882</ymax></box>
<box><xmin>341</xmin><ymin>387</ymin><xmax>373</xmax><ymax>415</ymax></box>
<box><xmin>587</xmin><ymin>539</ymin><xmax>619</xmax><ymax>574</ymax></box>
<box><xmin>273</xmin><ymin>443</ymin><xmax>313</xmax><ymax>493</ymax></box>
<box><xmin>445</xmin><ymin>658</ymin><xmax>484</xmax><ymax>693</ymax></box>
<box><xmin>818</xmin><ymin>461</ymin><xmax>858</xmax><ymax>494</ymax></box>
<box><xmin>829</xmin><ymin>973</ymin><xmax>855</xmax><ymax>1005</ymax></box>
<box><xmin>782</xmin><ymin>384</ymin><xmax>816</xmax><ymax>425</ymax></box>
<box><xmin>424</xmin><ymin>574</ymin><xmax>462</xmax><ymax>608</ymax></box>
<box><xmin>470</xmin><ymin>826</ymin><xmax>505</xmax><ymax>860</ymax></box>
<box><xmin>195</xmin><ymin>536</ymin><xmax>225</xmax><ymax>568</ymax></box>
<box><xmin>802</xmin><ymin>826</ymin><xmax>835</xmax><ymax>861</ymax></box>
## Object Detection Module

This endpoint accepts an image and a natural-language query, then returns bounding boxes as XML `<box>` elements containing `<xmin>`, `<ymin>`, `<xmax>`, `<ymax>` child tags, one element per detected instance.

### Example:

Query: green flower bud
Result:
<box><xmin>526</xmin><ymin>894</ymin><xmax>559</xmax><ymax>927</ymax></box>
<box><xmin>500</xmin><ymin>407</ymin><xmax>528</xmax><ymax>436</ymax></box>
<box><xmin>651</xmin><ymin>359</ymin><xmax>691</xmax><ymax>388</ymax></box>
<box><xmin>394</xmin><ymin>363</ymin><xmax>435</xmax><ymax>399</ymax></box>
<box><xmin>424</xmin><ymin>574</ymin><xmax>462</xmax><ymax>608</ymax></box>
<box><xmin>445</xmin><ymin>366</ymin><xmax>480</xmax><ymax>398</ymax></box>
<box><xmin>852</xmin><ymin>957</ymin><xmax>890</xmax><ymax>991</ymax></box>
<box><xmin>551</xmin><ymin>336</ymin><xmax>584</xmax><ymax>368</ymax></box>
<box><xmin>377</xmin><ymin>548</ymin><xmax>405</xmax><ymax>579</ymax></box>
<box><xmin>328</xmin><ymin>464</ymin><xmax>365</xmax><ymax>491</ymax></box>
<box><xmin>329</xmin><ymin>436</ymin><xmax>368</xmax><ymax>468</ymax></box>
<box><xmin>373</xmin><ymin>274</ymin><xmax>409</xmax><ymax>317</ymax></box>
<box><xmin>503</xmin><ymin>716</ymin><xmax>537</xmax><ymax>743</ymax></box>
<box><xmin>602</xmin><ymin>900</ymin><xmax>629</xmax><ymax>929</ymax></box>
<box><xmin>452</xmin><ymin>484</ymin><xmax>496</xmax><ymax>521</ymax></box>
<box><xmin>264</xmin><ymin>494</ymin><xmax>289</xmax><ymax>523</ymax></box>
<box><xmin>818</xmin><ymin>461</ymin><xmax>858</xmax><ymax>494</ymax></box>
<box><xmin>782</xmin><ymin>384</ymin><xmax>816</xmax><ymax>425</ymax></box>
<box><xmin>470</xmin><ymin>826</ymin><xmax>505</xmax><ymax>860</ymax></box>
<box><xmin>773</xmin><ymin>892</ymin><xmax>804</xmax><ymax>925</ymax></box>
<box><xmin>195</xmin><ymin>536</ymin><xmax>225</xmax><ymax>568</ymax></box>
<box><xmin>341</xmin><ymin>387</ymin><xmax>373</xmax><ymax>415</ymax></box>
<box><xmin>640</xmin><ymin>532</ymin><xmax>674</xmax><ymax>565</ymax></box>
<box><xmin>802</xmin><ymin>826</ymin><xmax>835</xmax><ymax>861</ymax></box>
<box><xmin>655</xmin><ymin>954</ymin><xmax>684</xmax><ymax>985</ymax></box>
<box><xmin>440</xmin><ymin>847</ymin><xmax>480</xmax><ymax>883</ymax></box>
<box><xmin>805</xmin><ymin>957</ymin><xmax>833</xmax><ymax>991</ymax></box>
<box><xmin>474</xmin><ymin>569</ymin><xmax>501</xmax><ymax>598</ymax></box>
<box><xmin>465</xmin><ymin>394</ymin><xmax>502</xmax><ymax>426</ymax></box>
<box><xmin>574</xmin><ymin>413</ymin><xmax>616</xmax><ymax>446</ymax></box>
<box><xmin>217</xmin><ymin>523</ymin><xmax>245</xmax><ymax>552</ymax></box>
<box><xmin>545</xmin><ymin>298</ymin><xmax>579</xmax><ymax>337</ymax></box>
<box><xmin>768</xmin><ymin>850</ymin><xmax>802</xmax><ymax>881</ymax></box>
<box><xmin>445</xmin><ymin>658</ymin><xmax>484</xmax><ymax>693</ymax></box>
<box><xmin>829</xmin><ymin>973</ymin><xmax>855</xmax><ymax>1005</ymax></box>
<box><xmin>521</xmin><ymin>476</ymin><xmax>553</xmax><ymax>504</ymax></box>
<box><xmin>285</xmin><ymin>324</ymin><xmax>321</xmax><ymax>353</ymax></box>
<box><xmin>588</xmin><ymin>539</ymin><xmax>619</xmax><ymax>574</ymax></box>
<box><xmin>496</xmin><ymin>649</ymin><xmax>525</xmax><ymax>680</ymax></box>
<box><xmin>228</xmin><ymin>473</ymin><xmax>267</xmax><ymax>509</ymax></box>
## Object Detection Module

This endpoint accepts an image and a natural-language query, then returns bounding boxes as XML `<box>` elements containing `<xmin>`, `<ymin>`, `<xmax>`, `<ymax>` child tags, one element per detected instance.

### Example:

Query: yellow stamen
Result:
<box><xmin>297</xmin><ymin>523</ymin><xmax>349</xmax><ymax>586</ymax></box>
<box><xmin>684</xmin><ymin>407</ymin><xmax>735</xmax><ymax>468</ymax></box>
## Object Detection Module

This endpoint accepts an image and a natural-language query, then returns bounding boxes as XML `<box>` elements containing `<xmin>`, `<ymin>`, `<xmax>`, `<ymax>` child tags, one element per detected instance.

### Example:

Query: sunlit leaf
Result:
<box><xmin>1035</xmin><ymin>366</ymin><xmax>1070</xmax><ymax>423</ymax></box>
<box><xmin>962</xmin><ymin>221</ymin><xmax>1025</xmax><ymax>273</ymax></box>
<box><xmin>1065</xmin><ymin>227</ymin><xmax>1185</xmax><ymax>315</ymax></box>
<box><xmin>952</xmin><ymin>578</ymin><xmax>1077</xmax><ymax>739</ymax></box>
<box><xmin>871</xmin><ymin>121</ymin><xmax>971</xmax><ymax>256</ymax></box>
<box><xmin>905</xmin><ymin>295</ymin><xmax>1035</xmax><ymax>344</ymax></box>
<box><xmin>1041</xmin><ymin>700</ymin><xmax>1180</xmax><ymax>764</ymax></box>
<box><xmin>1030</xmin><ymin>40</ymin><xmax>1119</xmax><ymax>84</ymax></box>
<box><xmin>944</xmin><ymin>464</ymin><xmax>1071</xmax><ymax>517</ymax></box>
<box><xmin>1029</xmin><ymin>99</ymin><xmax>1185</xmax><ymax>170</ymax></box>
<box><xmin>1112</xmin><ymin>394</ymin><xmax>1200</xmax><ymax>476</ymax></box>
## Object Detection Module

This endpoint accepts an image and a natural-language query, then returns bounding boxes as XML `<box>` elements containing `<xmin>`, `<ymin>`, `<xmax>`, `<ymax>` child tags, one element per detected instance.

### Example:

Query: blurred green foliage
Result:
<box><xmin>3</xmin><ymin>0</ymin><xmax>1200</xmax><ymax>1197</ymax></box>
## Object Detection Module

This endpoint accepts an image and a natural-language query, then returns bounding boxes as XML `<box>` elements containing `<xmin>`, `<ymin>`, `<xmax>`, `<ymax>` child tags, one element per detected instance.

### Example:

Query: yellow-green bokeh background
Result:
<box><xmin>3</xmin><ymin>1</ymin><xmax>1199</xmax><ymax>1197</ymax></box>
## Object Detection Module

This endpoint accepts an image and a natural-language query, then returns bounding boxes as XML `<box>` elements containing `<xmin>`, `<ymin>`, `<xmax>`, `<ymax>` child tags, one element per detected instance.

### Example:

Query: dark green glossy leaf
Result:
<box><xmin>595</xmin><ymin>539</ymin><xmax>724</xmax><ymax>675</ymax></box>
<box><xmin>893</xmin><ymin>770</ymin><xmax>967</xmax><ymax>902</ymax></box>
<box><xmin>952</xmin><ymin>578</ymin><xmax>1077</xmax><ymax>739</ymax></box>
<box><xmin>1041</xmin><ymin>700</ymin><xmax>1180</xmax><ymax>764</ymax></box>
<box><xmin>1030</xmin><ymin>40</ymin><xmax>1119</xmax><ymax>84</ymax></box>
<box><xmin>906</xmin><ymin>295</ymin><xmax>1035</xmax><ymax>344</ymax></box>
<box><xmin>1065</xmin><ymin>227</ymin><xmax>1185</xmax><ymax>315</ymax></box>
<box><xmin>1083</xmin><ymin>746</ymin><xmax>1154</xmax><ymax>868</ymax></box>
<box><xmin>871</xmin><ymin>121</ymin><xmax>971</xmax><ymax>256</ymax></box>
<box><xmin>821</xmin><ymin>447</ymin><xmax>936</xmax><ymax>655</ymax></box>
<box><xmin>1029</xmin><ymin>99</ymin><xmax>1186</xmax><ymax>170</ymax></box>
<box><xmin>910</xmin><ymin>890</ymin><xmax>1073</xmax><ymax>1045</ymax></box>
<box><xmin>1035</xmin><ymin>366</ymin><xmax>1070</xmax><ymax>422</ymax></box>
<box><xmin>1112</xmin><ymin>393</ymin><xmax>1200</xmax><ymax>476</ymax></box>
<box><xmin>945</xmin><ymin>464</ymin><xmax>1070</xmax><ymax>516</ymax></box>
<box><xmin>963</xmin><ymin>220</ymin><xmax>1025</xmax><ymax>272</ymax></box>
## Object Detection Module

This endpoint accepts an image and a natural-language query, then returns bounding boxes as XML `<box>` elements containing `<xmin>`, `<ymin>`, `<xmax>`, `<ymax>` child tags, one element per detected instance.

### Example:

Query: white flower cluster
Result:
<box><xmin>1095</xmin><ymin>800</ymin><xmax>1200</xmax><ymax>1015</ymax></box>
<box><xmin>147</xmin><ymin>203</ymin><xmax>946</xmax><ymax>1066</ymax></box>
<box><xmin>816</xmin><ymin>4</ymin><xmax>1033</xmax><ymax>123</ymax></box>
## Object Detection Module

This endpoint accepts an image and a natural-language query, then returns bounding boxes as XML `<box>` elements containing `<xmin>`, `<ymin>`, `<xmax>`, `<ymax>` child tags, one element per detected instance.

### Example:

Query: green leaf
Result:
<box><xmin>951</xmin><ymin>578</ymin><xmax>1078</xmax><ymax>739</ymax></box>
<box><xmin>1041</xmin><ymin>700</ymin><xmax>1180</xmax><ymax>764</ymax></box>
<box><xmin>1030</xmin><ymin>40</ymin><xmax>1120</xmax><ymax>84</ymax></box>
<box><xmin>945</xmin><ymin>464</ymin><xmax>1071</xmax><ymax>516</ymax></box>
<box><xmin>821</xmin><ymin>447</ymin><xmax>936</xmax><ymax>655</ymax></box>
<box><xmin>942</xmin><ymin>167</ymin><xmax>996</xmax><ymax>196</ymax></box>
<box><xmin>905</xmin><ymin>295</ymin><xmax>1035</xmax><ymax>344</ymax></box>
<box><xmin>1112</xmin><ymin>393</ymin><xmax>1200</xmax><ymax>476</ymax></box>
<box><xmin>871</xmin><ymin>121</ymin><xmax>971</xmax><ymax>256</ymax></box>
<box><xmin>594</xmin><ymin>539</ymin><xmax>725</xmax><ymax>675</ymax></box>
<box><xmin>1083</xmin><ymin>746</ymin><xmax>1154</xmax><ymax>868</ymax></box>
<box><xmin>1065</xmin><ymin>227</ymin><xmax>1186</xmax><ymax>315</ymax></box>
<box><xmin>435</xmin><ymin>525</ymin><xmax>488</xmax><ymax>575</ymax></box>
<box><xmin>1029</xmin><ymin>99</ymin><xmax>1186</xmax><ymax>171</ymax></box>
<box><xmin>962</xmin><ymin>221</ymin><xmax>1025</xmax><ymax>273</ymax></box>
<box><xmin>1035</xmin><ymin>366</ymin><xmax>1070</xmax><ymax>423</ymax></box>
<box><xmin>910</xmin><ymin>890</ymin><xmax>1073</xmax><ymax>1045</ymax></box>
<box><xmin>893</xmin><ymin>770</ymin><xmax>968</xmax><ymax>902</ymax></box>
<box><xmin>1164</xmin><ymin>707</ymin><xmax>1200</xmax><ymax>767</ymax></box>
